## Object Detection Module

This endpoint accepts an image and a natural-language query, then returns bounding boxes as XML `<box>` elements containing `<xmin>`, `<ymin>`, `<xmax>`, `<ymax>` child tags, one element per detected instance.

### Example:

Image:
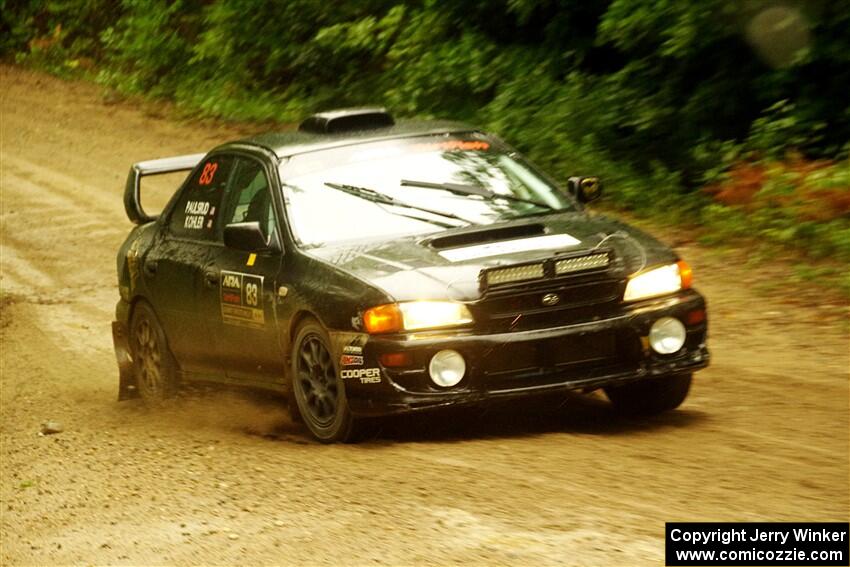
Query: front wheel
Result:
<box><xmin>604</xmin><ymin>373</ymin><xmax>692</xmax><ymax>415</ymax></box>
<box><xmin>289</xmin><ymin>318</ymin><xmax>366</xmax><ymax>443</ymax></box>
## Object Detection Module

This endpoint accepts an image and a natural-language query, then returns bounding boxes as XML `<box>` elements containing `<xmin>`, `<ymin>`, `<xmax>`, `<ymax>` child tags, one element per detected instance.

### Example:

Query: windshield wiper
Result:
<box><xmin>400</xmin><ymin>179</ymin><xmax>555</xmax><ymax>211</ymax></box>
<box><xmin>324</xmin><ymin>182</ymin><xmax>473</xmax><ymax>226</ymax></box>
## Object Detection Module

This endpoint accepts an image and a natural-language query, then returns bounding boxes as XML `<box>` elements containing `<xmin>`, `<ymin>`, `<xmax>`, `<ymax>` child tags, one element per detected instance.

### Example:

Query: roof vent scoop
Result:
<box><xmin>298</xmin><ymin>107</ymin><xmax>395</xmax><ymax>134</ymax></box>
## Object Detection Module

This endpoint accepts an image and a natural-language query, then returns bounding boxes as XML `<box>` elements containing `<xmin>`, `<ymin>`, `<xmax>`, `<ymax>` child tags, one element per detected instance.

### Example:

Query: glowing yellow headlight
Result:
<box><xmin>623</xmin><ymin>262</ymin><xmax>691</xmax><ymax>302</ymax></box>
<box><xmin>363</xmin><ymin>301</ymin><xmax>473</xmax><ymax>334</ymax></box>
<box><xmin>399</xmin><ymin>301</ymin><xmax>473</xmax><ymax>331</ymax></box>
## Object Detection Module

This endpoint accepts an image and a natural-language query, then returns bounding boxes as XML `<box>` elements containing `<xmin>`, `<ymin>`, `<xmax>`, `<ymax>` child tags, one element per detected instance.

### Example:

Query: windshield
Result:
<box><xmin>279</xmin><ymin>134</ymin><xmax>576</xmax><ymax>247</ymax></box>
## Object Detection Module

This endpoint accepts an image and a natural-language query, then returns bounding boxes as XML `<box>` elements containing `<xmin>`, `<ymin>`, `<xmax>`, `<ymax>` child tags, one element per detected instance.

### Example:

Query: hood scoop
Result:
<box><xmin>427</xmin><ymin>223</ymin><xmax>584</xmax><ymax>263</ymax></box>
<box><xmin>426</xmin><ymin>224</ymin><xmax>546</xmax><ymax>250</ymax></box>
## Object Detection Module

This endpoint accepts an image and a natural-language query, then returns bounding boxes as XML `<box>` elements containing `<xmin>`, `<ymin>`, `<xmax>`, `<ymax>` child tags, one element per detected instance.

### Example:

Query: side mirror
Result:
<box><xmin>567</xmin><ymin>176</ymin><xmax>602</xmax><ymax>203</ymax></box>
<box><xmin>223</xmin><ymin>222</ymin><xmax>269</xmax><ymax>252</ymax></box>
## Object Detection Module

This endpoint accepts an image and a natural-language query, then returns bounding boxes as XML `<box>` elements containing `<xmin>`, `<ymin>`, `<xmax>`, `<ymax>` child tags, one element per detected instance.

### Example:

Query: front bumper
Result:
<box><xmin>338</xmin><ymin>290</ymin><xmax>709</xmax><ymax>416</ymax></box>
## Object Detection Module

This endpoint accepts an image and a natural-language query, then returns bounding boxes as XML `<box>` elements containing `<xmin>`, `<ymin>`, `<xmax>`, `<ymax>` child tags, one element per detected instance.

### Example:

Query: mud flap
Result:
<box><xmin>113</xmin><ymin>321</ymin><xmax>138</xmax><ymax>400</ymax></box>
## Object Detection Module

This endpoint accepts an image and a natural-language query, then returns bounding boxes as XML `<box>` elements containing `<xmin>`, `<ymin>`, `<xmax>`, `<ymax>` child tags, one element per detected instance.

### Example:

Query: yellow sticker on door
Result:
<box><xmin>246</xmin><ymin>253</ymin><xmax>257</xmax><ymax>266</ymax></box>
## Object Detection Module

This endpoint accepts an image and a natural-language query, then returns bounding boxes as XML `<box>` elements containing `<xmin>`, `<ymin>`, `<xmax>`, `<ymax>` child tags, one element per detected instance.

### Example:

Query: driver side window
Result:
<box><xmin>223</xmin><ymin>158</ymin><xmax>277</xmax><ymax>240</ymax></box>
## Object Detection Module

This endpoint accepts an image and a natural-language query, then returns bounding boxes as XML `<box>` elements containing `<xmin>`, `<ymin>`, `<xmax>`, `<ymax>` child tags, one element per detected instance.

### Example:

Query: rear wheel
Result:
<box><xmin>604</xmin><ymin>373</ymin><xmax>692</xmax><ymax>415</ymax></box>
<box><xmin>130</xmin><ymin>302</ymin><xmax>178</xmax><ymax>404</ymax></box>
<box><xmin>289</xmin><ymin>318</ymin><xmax>366</xmax><ymax>443</ymax></box>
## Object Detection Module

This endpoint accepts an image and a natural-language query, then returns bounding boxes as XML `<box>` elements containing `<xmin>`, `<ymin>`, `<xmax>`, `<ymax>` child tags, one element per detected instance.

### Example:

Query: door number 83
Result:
<box><xmin>245</xmin><ymin>282</ymin><xmax>259</xmax><ymax>306</ymax></box>
<box><xmin>221</xmin><ymin>271</ymin><xmax>264</xmax><ymax>312</ymax></box>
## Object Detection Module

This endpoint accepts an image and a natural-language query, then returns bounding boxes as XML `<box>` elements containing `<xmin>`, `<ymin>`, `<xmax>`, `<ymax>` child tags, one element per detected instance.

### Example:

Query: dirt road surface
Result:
<box><xmin>1</xmin><ymin>65</ymin><xmax>848</xmax><ymax>566</ymax></box>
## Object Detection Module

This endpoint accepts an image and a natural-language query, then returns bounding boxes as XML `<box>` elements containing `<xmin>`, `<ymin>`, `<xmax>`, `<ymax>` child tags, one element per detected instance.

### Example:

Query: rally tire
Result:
<box><xmin>604</xmin><ymin>373</ymin><xmax>692</xmax><ymax>416</ymax></box>
<box><xmin>129</xmin><ymin>301</ymin><xmax>179</xmax><ymax>405</ymax></box>
<box><xmin>289</xmin><ymin>318</ymin><xmax>365</xmax><ymax>443</ymax></box>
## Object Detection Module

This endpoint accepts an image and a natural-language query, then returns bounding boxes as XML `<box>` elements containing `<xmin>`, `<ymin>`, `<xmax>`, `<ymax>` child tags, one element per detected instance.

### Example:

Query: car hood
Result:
<box><xmin>303</xmin><ymin>213</ymin><xmax>677</xmax><ymax>302</ymax></box>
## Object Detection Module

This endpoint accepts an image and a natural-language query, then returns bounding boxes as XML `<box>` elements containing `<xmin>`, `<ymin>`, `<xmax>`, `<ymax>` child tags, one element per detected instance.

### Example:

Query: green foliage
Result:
<box><xmin>98</xmin><ymin>0</ymin><xmax>201</xmax><ymax>97</ymax></box>
<box><xmin>4</xmin><ymin>0</ymin><xmax>849</xmax><ymax>283</ymax></box>
<box><xmin>700</xmin><ymin>157</ymin><xmax>850</xmax><ymax>265</ymax></box>
<box><xmin>747</xmin><ymin>100</ymin><xmax>828</xmax><ymax>157</ymax></box>
<box><xmin>2</xmin><ymin>0</ymin><xmax>120</xmax><ymax>75</ymax></box>
<box><xmin>6</xmin><ymin>1</ymin><xmax>848</xmax><ymax>170</ymax></box>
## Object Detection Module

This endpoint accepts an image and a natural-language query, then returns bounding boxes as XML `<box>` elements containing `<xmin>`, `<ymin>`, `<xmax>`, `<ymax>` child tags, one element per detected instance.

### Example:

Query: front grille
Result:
<box><xmin>482</xmin><ymin>332</ymin><xmax>613</xmax><ymax>374</ymax></box>
<box><xmin>474</xmin><ymin>248</ymin><xmax>624</xmax><ymax>332</ymax></box>
<box><xmin>484</xmin><ymin>360</ymin><xmax>637</xmax><ymax>392</ymax></box>
<box><xmin>474</xmin><ymin>278</ymin><xmax>624</xmax><ymax>332</ymax></box>
<box><xmin>482</xmin><ymin>329</ymin><xmax>638</xmax><ymax>374</ymax></box>
<box><xmin>481</xmin><ymin>329</ymin><xmax>642</xmax><ymax>391</ymax></box>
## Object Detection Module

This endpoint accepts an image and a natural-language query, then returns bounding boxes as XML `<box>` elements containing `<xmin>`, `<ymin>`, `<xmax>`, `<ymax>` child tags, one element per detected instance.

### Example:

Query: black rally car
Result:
<box><xmin>113</xmin><ymin>108</ymin><xmax>709</xmax><ymax>442</ymax></box>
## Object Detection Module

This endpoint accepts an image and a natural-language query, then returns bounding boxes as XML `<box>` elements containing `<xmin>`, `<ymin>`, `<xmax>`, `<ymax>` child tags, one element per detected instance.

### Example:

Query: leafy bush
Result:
<box><xmin>3</xmin><ymin>0</ymin><xmax>849</xmax><ymax>279</ymax></box>
<box><xmin>702</xmin><ymin>155</ymin><xmax>850</xmax><ymax>262</ymax></box>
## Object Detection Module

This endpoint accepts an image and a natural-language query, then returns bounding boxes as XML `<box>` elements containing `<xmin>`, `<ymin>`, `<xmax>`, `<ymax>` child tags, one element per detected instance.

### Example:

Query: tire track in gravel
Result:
<box><xmin>2</xmin><ymin>155</ymin><xmax>121</xmax><ymax>215</ymax></box>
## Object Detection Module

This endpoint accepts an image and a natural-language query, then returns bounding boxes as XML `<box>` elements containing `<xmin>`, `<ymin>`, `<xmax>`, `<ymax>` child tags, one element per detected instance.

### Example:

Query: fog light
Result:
<box><xmin>428</xmin><ymin>350</ymin><xmax>466</xmax><ymax>387</ymax></box>
<box><xmin>649</xmin><ymin>317</ymin><xmax>686</xmax><ymax>354</ymax></box>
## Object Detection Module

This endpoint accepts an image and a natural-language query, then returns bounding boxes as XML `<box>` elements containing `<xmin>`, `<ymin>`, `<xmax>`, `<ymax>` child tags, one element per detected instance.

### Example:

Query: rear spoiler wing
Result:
<box><xmin>124</xmin><ymin>153</ymin><xmax>205</xmax><ymax>224</ymax></box>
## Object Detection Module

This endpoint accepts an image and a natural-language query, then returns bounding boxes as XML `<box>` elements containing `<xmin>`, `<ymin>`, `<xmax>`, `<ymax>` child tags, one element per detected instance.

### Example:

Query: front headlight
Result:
<box><xmin>399</xmin><ymin>301</ymin><xmax>473</xmax><ymax>331</ymax></box>
<box><xmin>623</xmin><ymin>261</ymin><xmax>692</xmax><ymax>302</ymax></box>
<box><xmin>363</xmin><ymin>301</ymin><xmax>473</xmax><ymax>334</ymax></box>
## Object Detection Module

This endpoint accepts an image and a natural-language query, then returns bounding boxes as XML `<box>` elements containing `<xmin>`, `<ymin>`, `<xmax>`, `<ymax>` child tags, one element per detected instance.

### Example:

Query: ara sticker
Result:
<box><xmin>220</xmin><ymin>270</ymin><xmax>264</xmax><ymax>328</ymax></box>
<box><xmin>340</xmin><ymin>368</ymin><xmax>381</xmax><ymax>384</ymax></box>
<box><xmin>340</xmin><ymin>354</ymin><xmax>364</xmax><ymax>366</ymax></box>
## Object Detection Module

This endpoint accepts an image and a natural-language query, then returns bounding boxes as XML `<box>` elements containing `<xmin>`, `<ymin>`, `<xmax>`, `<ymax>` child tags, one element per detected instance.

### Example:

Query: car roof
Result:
<box><xmin>227</xmin><ymin>119</ymin><xmax>481</xmax><ymax>159</ymax></box>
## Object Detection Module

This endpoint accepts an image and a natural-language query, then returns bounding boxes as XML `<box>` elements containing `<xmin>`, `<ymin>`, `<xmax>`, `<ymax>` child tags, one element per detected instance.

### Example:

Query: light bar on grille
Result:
<box><xmin>486</xmin><ymin>263</ymin><xmax>544</xmax><ymax>286</ymax></box>
<box><xmin>554</xmin><ymin>253</ymin><xmax>609</xmax><ymax>275</ymax></box>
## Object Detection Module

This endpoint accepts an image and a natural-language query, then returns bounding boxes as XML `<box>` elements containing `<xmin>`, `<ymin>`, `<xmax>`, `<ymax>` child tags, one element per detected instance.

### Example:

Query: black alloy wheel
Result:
<box><xmin>289</xmin><ymin>318</ymin><xmax>367</xmax><ymax>443</ymax></box>
<box><xmin>296</xmin><ymin>333</ymin><xmax>339</xmax><ymax>426</ymax></box>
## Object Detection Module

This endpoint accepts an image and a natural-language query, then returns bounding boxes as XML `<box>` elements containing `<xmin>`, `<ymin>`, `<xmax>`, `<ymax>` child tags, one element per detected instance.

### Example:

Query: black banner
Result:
<box><xmin>666</xmin><ymin>522</ymin><xmax>849</xmax><ymax>566</ymax></box>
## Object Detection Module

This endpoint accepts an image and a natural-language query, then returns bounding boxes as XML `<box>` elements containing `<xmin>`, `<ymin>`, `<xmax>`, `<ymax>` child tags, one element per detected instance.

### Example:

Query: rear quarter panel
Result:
<box><xmin>116</xmin><ymin>221</ymin><xmax>161</xmax><ymax>318</ymax></box>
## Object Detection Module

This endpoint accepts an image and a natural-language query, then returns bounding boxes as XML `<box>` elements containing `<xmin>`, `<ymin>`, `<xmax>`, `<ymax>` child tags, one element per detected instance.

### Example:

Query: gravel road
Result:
<box><xmin>1</xmin><ymin>64</ymin><xmax>848</xmax><ymax>566</ymax></box>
